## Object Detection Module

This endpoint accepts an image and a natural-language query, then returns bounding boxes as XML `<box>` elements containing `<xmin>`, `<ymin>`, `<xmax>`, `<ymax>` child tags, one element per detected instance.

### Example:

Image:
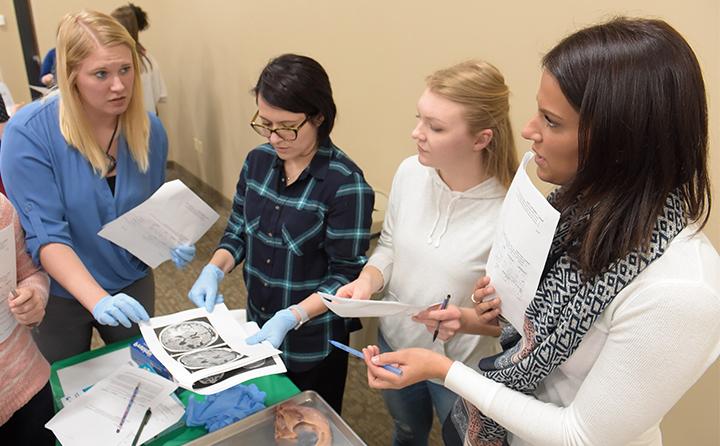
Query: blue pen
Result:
<box><xmin>329</xmin><ymin>340</ymin><xmax>403</xmax><ymax>375</ymax></box>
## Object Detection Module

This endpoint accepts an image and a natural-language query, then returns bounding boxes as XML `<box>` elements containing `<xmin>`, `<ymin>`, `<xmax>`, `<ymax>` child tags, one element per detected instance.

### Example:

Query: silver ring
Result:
<box><xmin>470</xmin><ymin>293</ymin><xmax>480</xmax><ymax>304</ymax></box>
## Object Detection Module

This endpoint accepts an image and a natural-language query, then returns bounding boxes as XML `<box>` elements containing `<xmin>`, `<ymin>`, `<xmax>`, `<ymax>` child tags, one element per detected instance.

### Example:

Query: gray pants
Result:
<box><xmin>33</xmin><ymin>271</ymin><xmax>155</xmax><ymax>365</ymax></box>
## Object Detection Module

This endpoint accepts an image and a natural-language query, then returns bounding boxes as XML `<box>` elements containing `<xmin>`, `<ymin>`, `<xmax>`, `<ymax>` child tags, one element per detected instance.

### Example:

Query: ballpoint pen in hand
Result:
<box><xmin>117</xmin><ymin>383</ymin><xmax>141</xmax><ymax>433</ymax></box>
<box><xmin>329</xmin><ymin>340</ymin><xmax>403</xmax><ymax>375</ymax></box>
<box><xmin>131</xmin><ymin>408</ymin><xmax>152</xmax><ymax>446</ymax></box>
<box><xmin>432</xmin><ymin>294</ymin><xmax>451</xmax><ymax>342</ymax></box>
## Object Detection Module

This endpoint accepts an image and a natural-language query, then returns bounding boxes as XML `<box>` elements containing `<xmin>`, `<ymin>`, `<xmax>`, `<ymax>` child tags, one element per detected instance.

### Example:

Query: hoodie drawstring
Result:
<box><xmin>427</xmin><ymin>193</ymin><xmax>461</xmax><ymax>248</ymax></box>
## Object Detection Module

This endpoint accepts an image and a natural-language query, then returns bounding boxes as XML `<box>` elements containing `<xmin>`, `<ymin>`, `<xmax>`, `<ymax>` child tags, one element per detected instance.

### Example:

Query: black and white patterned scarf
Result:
<box><xmin>448</xmin><ymin>189</ymin><xmax>687</xmax><ymax>446</ymax></box>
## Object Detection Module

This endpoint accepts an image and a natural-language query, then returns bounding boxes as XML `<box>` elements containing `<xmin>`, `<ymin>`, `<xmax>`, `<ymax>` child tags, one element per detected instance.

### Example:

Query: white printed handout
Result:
<box><xmin>98</xmin><ymin>180</ymin><xmax>219</xmax><ymax>268</ymax></box>
<box><xmin>0</xmin><ymin>224</ymin><xmax>17</xmax><ymax>343</ymax></box>
<box><xmin>485</xmin><ymin>151</ymin><xmax>561</xmax><ymax>331</ymax></box>
<box><xmin>45</xmin><ymin>365</ymin><xmax>178</xmax><ymax>446</ymax></box>
<box><xmin>319</xmin><ymin>292</ymin><xmax>430</xmax><ymax>318</ymax></box>
<box><xmin>139</xmin><ymin>304</ymin><xmax>285</xmax><ymax>394</ymax></box>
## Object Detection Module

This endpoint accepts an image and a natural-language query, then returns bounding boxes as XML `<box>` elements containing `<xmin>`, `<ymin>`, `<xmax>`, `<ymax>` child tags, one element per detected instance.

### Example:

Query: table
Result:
<box><xmin>49</xmin><ymin>337</ymin><xmax>300</xmax><ymax>445</ymax></box>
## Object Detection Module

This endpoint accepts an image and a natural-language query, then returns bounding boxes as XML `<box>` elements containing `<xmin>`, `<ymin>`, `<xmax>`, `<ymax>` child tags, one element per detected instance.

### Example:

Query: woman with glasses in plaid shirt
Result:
<box><xmin>188</xmin><ymin>54</ymin><xmax>374</xmax><ymax>413</ymax></box>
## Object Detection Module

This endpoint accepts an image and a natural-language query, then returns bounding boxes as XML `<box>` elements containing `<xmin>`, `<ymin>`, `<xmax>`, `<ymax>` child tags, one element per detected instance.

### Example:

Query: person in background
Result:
<box><xmin>336</xmin><ymin>60</ymin><xmax>515</xmax><ymax>445</ymax></box>
<box><xmin>0</xmin><ymin>10</ymin><xmax>194</xmax><ymax>364</ymax></box>
<box><xmin>0</xmin><ymin>194</ymin><xmax>53</xmax><ymax>445</ymax></box>
<box><xmin>39</xmin><ymin>48</ymin><xmax>56</xmax><ymax>88</ymax></box>
<box><xmin>362</xmin><ymin>17</ymin><xmax>720</xmax><ymax>446</ymax></box>
<box><xmin>112</xmin><ymin>3</ymin><xmax>167</xmax><ymax>115</ymax></box>
<box><xmin>0</xmin><ymin>85</ymin><xmax>23</xmax><ymax>196</ymax></box>
<box><xmin>188</xmin><ymin>54</ymin><xmax>374</xmax><ymax>414</ymax></box>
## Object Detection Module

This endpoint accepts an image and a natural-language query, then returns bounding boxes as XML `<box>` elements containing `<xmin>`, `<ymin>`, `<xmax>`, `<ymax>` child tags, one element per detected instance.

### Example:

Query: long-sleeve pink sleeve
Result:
<box><xmin>0</xmin><ymin>194</ymin><xmax>50</xmax><ymax>425</ymax></box>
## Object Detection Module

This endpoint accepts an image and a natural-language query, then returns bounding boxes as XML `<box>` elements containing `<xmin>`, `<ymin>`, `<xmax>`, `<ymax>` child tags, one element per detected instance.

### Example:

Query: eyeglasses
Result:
<box><xmin>250</xmin><ymin>111</ymin><xmax>308</xmax><ymax>141</ymax></box>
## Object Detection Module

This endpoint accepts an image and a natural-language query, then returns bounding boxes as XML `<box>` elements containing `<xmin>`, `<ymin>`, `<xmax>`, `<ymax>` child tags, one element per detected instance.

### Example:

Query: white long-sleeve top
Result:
<box><xmin>141</xmin><ymin>53</ymin><xmax>167</xmax><ymax>115</ymax></box>
<box><xmin>444</xmin><ymin>227</ymin><xmax>720</xmax><ymax>445</ymax></box>
<box><xmin>368</xmin><ymin>156</ymin><xmax>507</xmax><ymax>380</ymax></box>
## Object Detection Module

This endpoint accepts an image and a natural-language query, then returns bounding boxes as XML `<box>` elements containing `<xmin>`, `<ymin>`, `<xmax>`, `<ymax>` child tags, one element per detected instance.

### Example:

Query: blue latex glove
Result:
<box><xmin>188</xmin><ymin>264</ymin><xmax>225</xmax><ymax>312</ymax></box>
<box><xmin>92</xmin><ymin>293</ymin><xmax>149</xmax><ymax>328</ymax></box>
<box><xmin>245</xmin><ymin>308</ymin><xmax>298</xmax><ymax>348</ymax></box>
<box><xmin>185</xmin><ymin>383</ymin><xmax>266</xmax><ymax>432</ymax></box>
<box><xmin>170</xmin><ymin>244</ymin><xmax>196</xmax><ymax>269</ymax></box>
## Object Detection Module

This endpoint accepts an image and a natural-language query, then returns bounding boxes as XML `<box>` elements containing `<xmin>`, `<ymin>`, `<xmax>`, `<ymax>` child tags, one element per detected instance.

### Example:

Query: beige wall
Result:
<box><xmin>0</xmin><ymin>0</ymin><xmax>32</xmax><ymax>103</ymax></box>
<box><xmin>7</xmin><ymin>1</ymin><xmax>720</xmax><ymax>443</ymax></box>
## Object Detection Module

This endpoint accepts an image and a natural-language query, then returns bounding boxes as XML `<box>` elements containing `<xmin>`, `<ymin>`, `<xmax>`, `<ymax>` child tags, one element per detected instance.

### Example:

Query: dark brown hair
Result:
<box><xmin>543</xmin><ymin>17</ymin><xmax>711</xmax><ymax>275</ymax></box>
<box><xmin>111</xmin><ymin>5</ymin><xmax>151</xmax><ymax>69</ymax></box>
<box><xmin>253</xmin><ymin>54</ymin><xmax>336</xmax><ymax>145</ymax></box>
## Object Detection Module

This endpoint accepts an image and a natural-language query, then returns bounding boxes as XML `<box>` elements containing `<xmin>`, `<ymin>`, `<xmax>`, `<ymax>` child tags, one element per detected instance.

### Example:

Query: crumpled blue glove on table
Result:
<box><xmin>185</xmin><ymin>383</ymin><xmax>267</xmax><ymax>432</ymax></box>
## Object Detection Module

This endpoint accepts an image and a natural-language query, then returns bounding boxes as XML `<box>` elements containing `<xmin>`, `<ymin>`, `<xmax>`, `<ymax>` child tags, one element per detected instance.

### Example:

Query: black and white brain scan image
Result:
<box><xmin>178</xmin><ymin>347</ymin><xmax>242</xmax><ymax>369</ymax></box>
<box><xmin>159</xmin><ymin>320</ymin><xmax>218</xmax><ymax>353</ymax></box>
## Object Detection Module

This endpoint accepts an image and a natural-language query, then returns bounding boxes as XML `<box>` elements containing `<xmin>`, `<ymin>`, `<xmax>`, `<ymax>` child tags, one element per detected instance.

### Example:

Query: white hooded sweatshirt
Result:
<box><xmin>368</xmin><ymin>155</ymin><xmax>507</xmax><ymax>379</ymax></box>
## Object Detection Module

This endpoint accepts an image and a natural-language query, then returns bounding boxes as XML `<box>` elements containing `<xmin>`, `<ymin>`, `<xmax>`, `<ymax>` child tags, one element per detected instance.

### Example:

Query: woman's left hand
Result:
<box><xmin>8</xmin><ymin>287</ymin><xmax>45</xmax><ymax>326</ymax></box>
<box><xmin>362</xmin><ymin>345</ymin><xmax>453</xmax><ymax>390</ymax></box>
<box><xmin>411</xmin><ymin>304</ymin><xmax>462</xmax><ymax>341</ymax></box>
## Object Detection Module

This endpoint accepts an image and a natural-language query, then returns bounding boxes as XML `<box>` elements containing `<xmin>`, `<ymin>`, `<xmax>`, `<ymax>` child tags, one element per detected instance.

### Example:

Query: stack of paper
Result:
<box><xmin>139</xmin><ymin>304</ymin><xmax>285</xmax><ymax>395</ymax></box>
<box><xmin>484</xmin><ymin>151</ymin><xmax>560</xmax><ymax>331</ymax></box>
<box><xmin>46</xmin><ymin>365</ymin><xmax>180</xmax><ymax>446</ymax></box>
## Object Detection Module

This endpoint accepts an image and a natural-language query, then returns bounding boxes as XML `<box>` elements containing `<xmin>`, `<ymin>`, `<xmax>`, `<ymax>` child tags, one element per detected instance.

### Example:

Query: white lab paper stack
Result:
<box><xmin>484</xmin><ymin>151</ymin><xmax>561</xmax><ymax>331</ymax></box>
<box><xmin>46</xmin><ymin>365</ymin><xmax>180</xmax><ymax>446</ymax></box>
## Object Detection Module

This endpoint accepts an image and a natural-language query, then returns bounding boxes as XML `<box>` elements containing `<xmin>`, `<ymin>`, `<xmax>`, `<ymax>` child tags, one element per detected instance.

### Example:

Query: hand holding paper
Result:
<box><xmin>320</xmin><ymin>292</ymin><xmax>429</xmax><ymax>318</ymax></box>
<box><xmin>98</xmin><ymin>180</ymin><xmax>219</xmax><ymax>268</ymax></box>
<box><xmin>484</xmin><ymin>151</ymin><xmax>560</xmax><ymax>330</ymax></box>
<box><xmin>170</xmin><ymin>244</ymin><xmax>196</xmax><ymax>269</ymax></box>
<box><xmin>335</xmin><ymin>275</ymin><xmax>376</xmax><ymax>300</ymax></box>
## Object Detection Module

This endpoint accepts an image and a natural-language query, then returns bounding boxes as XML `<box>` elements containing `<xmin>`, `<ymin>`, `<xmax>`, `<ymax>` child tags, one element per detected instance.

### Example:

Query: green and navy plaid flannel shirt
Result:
<box><xmin>218</xmin><ymin>141</ymin><xmax>374</xmax><ymax>372</ymax></box>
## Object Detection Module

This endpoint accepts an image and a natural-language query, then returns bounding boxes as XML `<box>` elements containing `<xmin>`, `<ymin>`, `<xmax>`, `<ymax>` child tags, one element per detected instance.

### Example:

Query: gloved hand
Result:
<box><xmin>245</xmin><ymin>308</ymin><xmax>298</xmax><ymax>348</ymax></box>
<box><xmin>188</xmin><ymin>264</ymin><xmax>225</xmax><ymax>312</ymax></box>
<box><xmin>92</xmin><ymin>293</ymin><xmax>149</xmax><ymax>328</ymax></box>
<box><xmin>170</xmin><ymin>244</ymin><xmax>196</xmax><ymax>269</ymax></box>
<box><xmin>185</xmin><ymin>384</ymin><xmax>266</xmax><ymax>432</ymax></box>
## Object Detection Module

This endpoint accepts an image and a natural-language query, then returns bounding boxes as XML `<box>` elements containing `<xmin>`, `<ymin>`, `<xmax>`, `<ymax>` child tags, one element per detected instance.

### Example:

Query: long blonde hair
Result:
<box><xmin>426</xmin><ymin>60</ymin><xmax>517</xmax><ymax>188</ymax></box>
<box><xmin>56</xmin><ymin>10</ymin><xmax>149</xmax><ymax>176</ymax></box>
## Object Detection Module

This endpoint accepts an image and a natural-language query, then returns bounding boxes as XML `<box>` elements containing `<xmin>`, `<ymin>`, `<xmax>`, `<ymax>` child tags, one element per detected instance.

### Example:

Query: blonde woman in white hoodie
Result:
<box><xmin>337</xmin><ymin>60</ymin><xmax>517</xmax><ymax>446</ymax></box>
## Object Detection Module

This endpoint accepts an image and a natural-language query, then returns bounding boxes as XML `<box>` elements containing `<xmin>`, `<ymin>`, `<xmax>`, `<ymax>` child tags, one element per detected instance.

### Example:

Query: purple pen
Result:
<box><xmin>432</xmin><ymin>294</ymin><xmax>451</xmax><ymax>342</ymax></box>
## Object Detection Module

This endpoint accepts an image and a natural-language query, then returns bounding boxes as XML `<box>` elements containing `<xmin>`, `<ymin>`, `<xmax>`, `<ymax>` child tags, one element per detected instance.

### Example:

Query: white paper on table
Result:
<box><xmin>58</xmin><ymin>377</ymin><xmax>184</xmax><ymax>443</ymax></box>
<box><xmin>139</xmin><ymin>304</ymin><xmax>283</xmax><ymax>393</ymax></box>
<box><xmin>98</xmin><ymin>180</ymin><xmax>219</xmax><ymax>268</ymax></box>
<box><xmin>485</xmin><ymin>151</ymin><xmax>560</xmax><ymax>331</ymax></box>
<box><xmin>57</xmin><ymin>348</ymin><xmax>133</xmax><ymax>397</ymax></box>
<box><xmin>46</xmin><ymin>364</ymin><xmax>177</xmax><ymax>446</ymax></box>
<box><xmin>319</xmin><ymin>292</ymin><xmax>430</xmax><ymax>318</ymax></box>
<box><xmin>0</xmin><ymin>224</ymin><xmax>17</xmax><ymax>343</ymax></box>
